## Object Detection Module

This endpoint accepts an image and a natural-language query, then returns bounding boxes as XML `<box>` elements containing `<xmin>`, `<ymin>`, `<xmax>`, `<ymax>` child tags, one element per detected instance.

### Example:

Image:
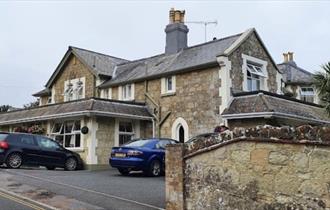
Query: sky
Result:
<box><xmin>0</xmin><ymin>0</ymin><xmax>329</xmax><ymax>107</ymax></box>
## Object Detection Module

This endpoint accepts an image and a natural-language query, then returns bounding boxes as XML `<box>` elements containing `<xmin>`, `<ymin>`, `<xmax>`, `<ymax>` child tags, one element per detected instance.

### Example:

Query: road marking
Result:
<box><xmin>0</xmin><ymin>190</ymin><xmax>45</xmax><ymax>210</ymax></box>
<box><xmin>0</xmin><ymin>188</ymin><xmax>58</xmax><ymax>210</ymax></box>
<box><xmin>5</xmin><ymin>170</ymin><xmax>165</xmax><ymax>210</ymax></box>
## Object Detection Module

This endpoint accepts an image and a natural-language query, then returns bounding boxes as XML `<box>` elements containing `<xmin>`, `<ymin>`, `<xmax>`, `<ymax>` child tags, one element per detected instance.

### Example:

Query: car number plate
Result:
<box><xmin>115</xmin><ymin>153</ymin><xmax>126</xmax><ymax>158</ymax></box>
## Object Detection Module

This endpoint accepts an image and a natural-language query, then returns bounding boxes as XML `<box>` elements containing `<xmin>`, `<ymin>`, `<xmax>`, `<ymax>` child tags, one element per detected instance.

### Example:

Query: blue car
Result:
<box><xmin>109</xmin><ymin>138</ymin><xmax>178</xmax><ymax>176</ymax></box>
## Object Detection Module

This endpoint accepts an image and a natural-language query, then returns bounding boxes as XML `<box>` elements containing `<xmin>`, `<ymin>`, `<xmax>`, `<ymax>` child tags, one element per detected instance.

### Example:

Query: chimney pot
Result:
<box><xmin>288</xmin><ymin>52</ymin><xmax>294</xmax><ymax>61</ymax></box>
<box><xmin>283</xmin><ymin>53</ymin><xmax>289</xmax><ymax>63</ymax></box>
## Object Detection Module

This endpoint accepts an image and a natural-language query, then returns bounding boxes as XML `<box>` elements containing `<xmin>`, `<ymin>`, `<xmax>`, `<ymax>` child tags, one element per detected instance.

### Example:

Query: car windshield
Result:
<box><xmin>124</xmin><ymin>139</ymin><xmax>155</xmax><ymax>147</ymax></box>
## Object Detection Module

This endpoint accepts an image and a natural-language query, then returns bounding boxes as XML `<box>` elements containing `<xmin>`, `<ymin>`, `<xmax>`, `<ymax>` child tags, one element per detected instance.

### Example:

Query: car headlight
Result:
<box><xmin>127</xmin><ymin>150</ymin><xmax>143</xmax><ymax>156</ymax></box>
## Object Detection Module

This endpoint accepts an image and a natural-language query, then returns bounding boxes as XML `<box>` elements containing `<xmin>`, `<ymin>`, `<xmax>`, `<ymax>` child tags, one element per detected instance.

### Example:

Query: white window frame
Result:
<box><xmin>161</xmin><ymin>75</ymin><xmax>176</xmax><ymax>95</ymax></box>
<box><xmin>49</xmin><ymin>121</ymin><xmax>82</xmax><ymax>150</ymax></box>
<box><xmin>119</xmin><ymin>84</ymin><xmax>134</xmax><ymax>101</ymax></box>
<box><xmin>300</xmin><ymin>86</ymin><xmax>315</xmax><ymax>103</ymax></box>
<box><xmin>101</xmin><ymin>88</ymin><xmax>112</xmax><ymax>99</ymax></box>
<box><xmin>114</xmin><ymin>119</ymin><xmax>140</xmax><ymax>146</ymax></box>
<box><xmin>242</xmin><ymin>54</ymin><xmax>268</xmax><ymax>92</ymax></box>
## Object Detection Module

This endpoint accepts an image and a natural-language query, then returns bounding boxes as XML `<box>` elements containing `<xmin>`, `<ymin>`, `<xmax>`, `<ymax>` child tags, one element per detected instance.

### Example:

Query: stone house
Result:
<box><xmin>0</xmin><ymin>8</ymin><xmax>328</xmax><ymax>168</ymax></box>
<box><xmin>278</xmin><ymin>52</ymin><xmax>320</xmax><ymax>104</ymax></box>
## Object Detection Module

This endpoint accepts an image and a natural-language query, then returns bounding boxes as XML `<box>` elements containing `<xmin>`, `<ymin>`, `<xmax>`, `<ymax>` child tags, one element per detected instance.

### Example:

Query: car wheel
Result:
<box><xmin>46</xmin><ymin>166</ymin><xmax>56</xmax><ymax>170</ymax></box>
<box><xmin>6</xmin><ymin>153</ymin><xmax>23</xmax><ymax>169</ymax></box>
<box><xmin>147</xmin><ymin>160</ymin><xmax>161</xmax><ymax>177</ymax></box>
<box><xmin>65</xmin><ymin>157</ymin><xmax>77</xmax><ymax>171</ymax></box>
<box><xmin>118</xmin><ymin>168</ymin><xmax>130</xmax><ymax>176</ymax></box>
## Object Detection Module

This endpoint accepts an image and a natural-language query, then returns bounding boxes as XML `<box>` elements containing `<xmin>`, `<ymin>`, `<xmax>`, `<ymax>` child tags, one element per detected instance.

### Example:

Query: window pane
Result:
<box><xmin>55</xmin><ymin>136</ymin><xmax>64</xmax><ymax>146</ymax></box>
<box><xmin>119</xmin><ymin>134</ymin><xmax>132</xmax><ymax>145</ymax></box>
<box><xmin>119</xmin><ymin>122</ymin><xmax>133</xmax><ymax>132</ymax></box>
<box><xmin>75</xmin><ymin>134</ymin><xmax>81</xmax><ymax>147</ymax></box>
<box><xmin>65</xmin><ymin>135</ymin><xmax>74</xmax><ymax>147</ymax></box>
<box><xmin>167</xmin><ymin>77</ymin><xmax>172</xmax><ymax>91</ymax></box>
<box><xmin>36</xmin><ymin>136</ymin><xmax>59</xmax><ymax>150</ymax></box>
<box><xmin>52</xmin><ymin>123</ymin><xmax>62</xmax><ymax>133</ymax></box>
<box><xmin>74</xmin><ymin>121</ymin><xmax>81</xmax><ymax>131</ymax></box>
<box><xmin>65</xmin><ymin>122</ymin><xmax>74</xmax><ymax>133</ymax></box>
<box><xmin>247</xmin><ymin>78</ymin><xmax>252</xmax><ymax>91</ymax></box>
<box><xmin>127</xmin><ymin>85</ymin><xmax>131</xmax><ymax>98</ymax></box>
<box><xmin>20</xmin><ymin>135</ymin><xmax>35</xmax><ymax>145</ymax></box>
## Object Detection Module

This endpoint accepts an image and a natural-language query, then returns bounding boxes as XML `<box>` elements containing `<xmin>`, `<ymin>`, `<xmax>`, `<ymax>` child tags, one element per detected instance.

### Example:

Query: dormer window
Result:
<box><xmin>247</xmin><ymin>63</ymin><xmax>265</xmax><ymax>91</ymax></box>
<box><xmin>242</xmin><ymin>54</ymin><xmax>268</xmax><ymax>92</ymax></box>
<box><xmin>300</xmin><ymin>87</ymin><xmax>314</xmax><ymax>103</ymax></box>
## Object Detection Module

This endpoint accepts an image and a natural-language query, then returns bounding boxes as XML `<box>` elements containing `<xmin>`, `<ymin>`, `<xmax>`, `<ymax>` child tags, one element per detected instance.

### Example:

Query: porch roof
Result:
<box><xmin>0</xmin><ymin>98</ymin><xmax>153</xmax><ymax>125</ymax></box>
<box><xmin>222</xmin><ymin>91</ymin><xmax>330</xmax><ymax>125</ymax></box>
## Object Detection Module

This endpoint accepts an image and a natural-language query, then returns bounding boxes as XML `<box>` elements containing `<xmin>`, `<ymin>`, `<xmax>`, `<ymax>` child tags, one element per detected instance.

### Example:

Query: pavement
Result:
<box><xmin>0</xmin><ymin>166</ymin><xmax>165</xmax><ymax>210</ymax></box>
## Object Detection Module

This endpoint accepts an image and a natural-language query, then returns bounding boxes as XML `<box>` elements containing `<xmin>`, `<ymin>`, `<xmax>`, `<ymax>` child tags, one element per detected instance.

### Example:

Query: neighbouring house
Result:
<box><xmin>278</xmin><ymin>52</ymin><xmax>320</xmax><ymax>104</ymax></box>
<box><xmin>0</xmin><ymin>8</ymin><xmax>328</xmax><ymax>168</ymax></box>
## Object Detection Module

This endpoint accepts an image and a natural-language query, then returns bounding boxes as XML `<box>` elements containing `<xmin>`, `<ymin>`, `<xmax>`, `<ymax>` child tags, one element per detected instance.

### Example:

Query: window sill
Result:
<box><xmin>66</xmin><ymin>148</ymin><xmax>85</xmax><ymax>152</ymax></box>
<box><xmin>161</xmin><ymin>92</ymin><xmax>176</xmax><ymax>97</ymax></box>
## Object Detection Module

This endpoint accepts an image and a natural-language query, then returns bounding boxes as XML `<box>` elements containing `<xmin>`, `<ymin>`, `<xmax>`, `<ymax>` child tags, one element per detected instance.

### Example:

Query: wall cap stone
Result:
<box><xmin>184</xmin><ymin>125</ymin><xmax>330</xmax><ymax>159</ymax></box>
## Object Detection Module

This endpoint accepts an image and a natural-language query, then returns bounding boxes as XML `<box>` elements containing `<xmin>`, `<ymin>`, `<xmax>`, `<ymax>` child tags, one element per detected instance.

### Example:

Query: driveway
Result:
<box><xmin>0</xmin><ymin>167</ymin><xmax>165</xmax><ymax>210</ymax></box>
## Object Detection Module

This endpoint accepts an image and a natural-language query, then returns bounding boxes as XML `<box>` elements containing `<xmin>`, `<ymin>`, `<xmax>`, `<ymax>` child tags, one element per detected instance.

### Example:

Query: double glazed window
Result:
<box><xmin>50</xmin><ymin>121</ymin><xmax>81</xmax><ymax>148</ymax></box>
<box><xmin>246</xmin><ymin>62</ymin><xmax>265</xmax><ymax>91</ymax></box>
<box><xmin>121</xmin><ymin>84</ymin><xmax>133</xmax><ymax>101</ymax></box>
<box><xmin>300</xmin><ymin>87</ymin><xmax>315</xmax><ymax>103</ymax></box>
<box><xmin>118</xmin><ymin>122</ymin><xmax>134</xmax><ymax>145</ymax></box>
<box><xmin>161</xmin><ymin>75</ymin><xmax>176</xmax><ymax>95</ymax></box>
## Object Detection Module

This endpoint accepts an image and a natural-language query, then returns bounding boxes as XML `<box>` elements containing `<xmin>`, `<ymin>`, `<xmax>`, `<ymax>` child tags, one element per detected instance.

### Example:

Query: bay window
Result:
<box><xmin>50</xmin><ymin>121</ymin><xmax>81</xmax><ymax>149</ymax></box>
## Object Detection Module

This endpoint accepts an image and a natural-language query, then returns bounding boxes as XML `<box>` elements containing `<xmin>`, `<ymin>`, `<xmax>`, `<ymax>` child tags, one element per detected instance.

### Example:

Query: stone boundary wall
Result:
<box><xmin>166</xmin><ymin>125</ymin><xmax>330</xmax><ymax>210</ymax></box>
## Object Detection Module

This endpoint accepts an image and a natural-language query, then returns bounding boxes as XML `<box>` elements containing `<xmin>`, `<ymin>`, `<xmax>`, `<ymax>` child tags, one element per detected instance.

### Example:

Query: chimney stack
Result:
<box><xmin>283</xmin><ymin>52</ymin><xmax>294</xmax><ymax>63</ymax></box>
<box><xmin>165</xmin><ymin>8</ymin><xmax>189</xmax><ymax>54</ymax></box>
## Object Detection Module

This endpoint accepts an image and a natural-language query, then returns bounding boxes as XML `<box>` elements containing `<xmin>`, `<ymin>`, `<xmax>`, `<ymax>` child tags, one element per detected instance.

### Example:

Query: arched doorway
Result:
<box><xmin>178</xmin><ymin>126</ymin><xmax>185</xmax><ymax>143</ymax></box>
<box><xmin>171</xmin><ymin>117</ymin><xmax>189</xmax><ymax>142</ymax></box>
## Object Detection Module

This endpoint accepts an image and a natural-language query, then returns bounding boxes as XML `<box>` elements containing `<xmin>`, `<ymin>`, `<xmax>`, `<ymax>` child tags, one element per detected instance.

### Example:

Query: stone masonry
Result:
<box><xmin>52</xmin><ymin>55</ymin><xmax>95</xmax><ymax>103</ymax></box>
<box><xmin>229</xmin><ymin>32</ymin><xmax>279</xmax><ymax>93</ymax></box>
<box><xmin>166</xmin><ymin>125</ymin><xmax>330</xmax><ymax>210</ymax></box>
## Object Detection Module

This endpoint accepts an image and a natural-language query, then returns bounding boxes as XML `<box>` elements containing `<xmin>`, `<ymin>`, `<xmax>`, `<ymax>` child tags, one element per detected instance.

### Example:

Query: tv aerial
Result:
<box><xmin>185</xmin><ymin>20</ymin><xmax>218</xmax><ymax>42</ymax></box>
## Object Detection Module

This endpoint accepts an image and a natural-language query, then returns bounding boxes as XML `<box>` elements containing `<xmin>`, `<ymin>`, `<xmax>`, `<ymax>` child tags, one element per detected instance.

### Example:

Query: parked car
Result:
<box><xmin>0</xmin><ymin>132</ymin><xmax>83</xmax><ymax>171</ymax></box>
<box><xmin>109</xmin><ymin>138</ymin><xmax>178</xmax><ymax>176</ymax></box>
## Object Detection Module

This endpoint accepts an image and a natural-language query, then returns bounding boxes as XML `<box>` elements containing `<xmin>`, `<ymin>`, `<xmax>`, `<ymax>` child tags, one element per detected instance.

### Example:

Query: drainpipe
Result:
<box><xmin>152</xmin><ymin>118</ymin><xmax>156</xmax><ymax>138</ymax></box>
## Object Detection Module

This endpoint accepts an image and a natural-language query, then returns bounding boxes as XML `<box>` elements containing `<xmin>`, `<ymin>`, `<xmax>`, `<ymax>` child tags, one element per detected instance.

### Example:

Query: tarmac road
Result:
<box><xmin>0</xmin><ymin>167</ymin><xmax>165</xmax><ymax>210</ymax></box>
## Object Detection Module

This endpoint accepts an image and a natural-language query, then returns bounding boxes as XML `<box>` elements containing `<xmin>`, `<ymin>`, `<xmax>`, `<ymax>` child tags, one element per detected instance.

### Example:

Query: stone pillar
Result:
<box><xmin>166</xmin><ymin>144</ymin><xmax>185</xmax><ymax>210</ymax></box>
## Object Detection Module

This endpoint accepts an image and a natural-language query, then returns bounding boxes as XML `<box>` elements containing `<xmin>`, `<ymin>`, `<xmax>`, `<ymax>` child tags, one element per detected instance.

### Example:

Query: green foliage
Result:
<box><xmin>313</xmin><ymin>62</ymin><xmax>330</xmax><ymax>116</ymax></box>
<box><xmin>0</xmin><ymin>105</ymin><xmax>12</xmax><ymax>113</ymax></box>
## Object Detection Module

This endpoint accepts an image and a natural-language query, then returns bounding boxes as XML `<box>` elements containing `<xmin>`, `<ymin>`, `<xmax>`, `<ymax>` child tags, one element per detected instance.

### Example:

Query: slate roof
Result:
<box><xmin>0</xmin><ymin>98</ymin><xmax>152</xmax><ymax>125</ymax></box>
<box><xmin>45</xmin><ymin>47</ymin><xmax>128</xmax><ymax>88</ymax></box>
<box><xmin>277</xmin><ymin>61</ymin><xmax>314</xmax><ymax>85</ymax></box>
<box><xmin>99</xmin><ymin>33</ymin><xmax>242</xmax><ymax>88</ymax></box>
<box><xmin>71</xmin><ymin>46</ymin><xmax>128</xmax><ymax>77</ymax></box>
<box><xmin>32</xmin><ymin>88</ymin><xmax>51</xmax><ymax>97</ymax></box>
<box><xmin>222</xmin><ymin>91</ymin><xmax>330</xmax><ymax>124</ymax></box>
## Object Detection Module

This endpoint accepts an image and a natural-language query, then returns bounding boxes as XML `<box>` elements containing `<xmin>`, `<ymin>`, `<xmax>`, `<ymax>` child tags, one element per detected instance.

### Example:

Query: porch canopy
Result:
<box><xmin>222</xmin><ymin>91</ymin><xmax>330</xmax><ymax>125</ymax></box>
<box><xmin>0</xmin><ymin>98</ymin><xmax>153</xmax><ymax>125</ymax></box>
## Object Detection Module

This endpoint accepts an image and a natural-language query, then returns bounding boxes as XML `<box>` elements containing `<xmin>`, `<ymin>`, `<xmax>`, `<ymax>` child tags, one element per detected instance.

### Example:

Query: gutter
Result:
<box><xmin>222</xmin><ymin>112</ymin><xmax>330</xmax><ymax>125</ymax></box>
<box><xmin>0</xmin><ymin>110</ymin><xmax>153</xmax><ymax>126</ymax></box>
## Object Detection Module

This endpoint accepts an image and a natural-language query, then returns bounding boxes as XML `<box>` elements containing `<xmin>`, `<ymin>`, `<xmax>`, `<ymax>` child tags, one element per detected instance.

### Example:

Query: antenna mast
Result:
<box><xmin>185</xmin><ymin>20</ymin><xmax>218</xmax><ymax>42</ymax></box>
